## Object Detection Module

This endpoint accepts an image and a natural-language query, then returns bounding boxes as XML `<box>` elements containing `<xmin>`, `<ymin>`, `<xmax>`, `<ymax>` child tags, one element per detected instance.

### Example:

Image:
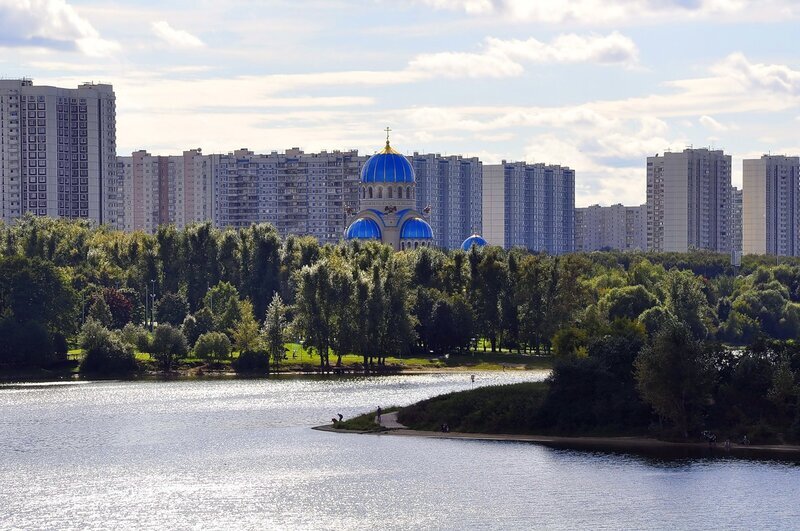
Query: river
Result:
<box><xmin>1</xmin><ymin>372</ymin><xmax>798</xmax><ymax>530</ymax></box>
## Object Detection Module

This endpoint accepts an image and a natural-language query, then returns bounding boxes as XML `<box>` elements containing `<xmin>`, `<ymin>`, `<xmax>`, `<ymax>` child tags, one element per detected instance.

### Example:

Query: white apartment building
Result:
<box><xmin>411</xmin><ymin>153</ymin><xmax>482</xmax><ymax>249</ymax></box>
<box><xmin>647</xmin><ymin>149</ymin><xmax>731</xmax><ymax>253</ymax></box>
<box><xmin>743</xmin><ymin>155</ymin><xmax>800</xmax><ymax>256</ymax></box>
<box><xmin>575</xmin><ymin>203</ymin><xmax>647</xmax><ymax>252</ymax></box>
<box><xmin>0</xmin><ymin>79</ymin><xmax>118</xmax><ymax>226</ymax></box>
<box><xmin>731</xmin><ymin>186</ymin><xmax>743</xmax><ymax>254</ymax></box>
<box><xmin>482</xmin><ymin>161</ymin><xmax>575</xmax><ymax>254</ymax></box>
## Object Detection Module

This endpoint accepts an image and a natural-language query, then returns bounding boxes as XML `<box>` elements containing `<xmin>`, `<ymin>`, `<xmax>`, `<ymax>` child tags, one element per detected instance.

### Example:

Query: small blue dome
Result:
<box><xmin>361</xmin><ymin>142</ymin><xmax>414</xmax><ymax>184</ymax></box>
<box><xmin>461</xmin><ymin>234</ymin><xmax>487</xmax><ymax>251</ymax></box>
<box><xmin>400</xmin><ymin>217</ymin><xmax>433</xmax><ymax>240</ymax></box>
<box><xmin>346</xmin><ymin>218</ymin><xmax>381</xmax><ymax>240</ymax></box>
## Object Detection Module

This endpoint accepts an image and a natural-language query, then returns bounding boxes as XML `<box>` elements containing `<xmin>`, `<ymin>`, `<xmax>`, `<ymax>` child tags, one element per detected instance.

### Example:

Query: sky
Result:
<box><xmin>2</xmin><ymin>0</ymin><xmax>800</xmax><ymax>206</ymax></box>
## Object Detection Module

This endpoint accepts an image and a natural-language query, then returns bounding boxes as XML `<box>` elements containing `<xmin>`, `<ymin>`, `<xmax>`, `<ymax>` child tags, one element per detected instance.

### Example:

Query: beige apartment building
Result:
<box><xmin>575</xmin><ymin>203</ymin><xmax>647</xmax><ymax>252</ymax></box>
<box><xmin>117</xmin><ymin>149</ymin><xmax>213</xmax><ymax>233</ymax></box>
<box><xmin>743</xmin><ymin>155</ymin><xmax>800</xmax><ymax>256</ymax></box>
<box><xmin>647</xmin><ymin>149</ymin><xmax>732</xmax><ymax>252</ymax></box>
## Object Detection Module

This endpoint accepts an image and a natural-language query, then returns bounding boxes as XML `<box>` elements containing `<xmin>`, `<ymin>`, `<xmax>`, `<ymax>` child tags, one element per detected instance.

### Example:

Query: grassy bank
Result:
<box><xmin>53</xmin><ymin>344</ymin><xmax>552</xmax><ymax>377</ymax></box>
<box><xmin>333</xmin><ymin>407</ymin><xmax>400</xmax><ymax>432</ymax></box>
<box><xmin>398</xmin><ymin>382</ymin><xmax>549</xmax><ymax>434</ymax></box>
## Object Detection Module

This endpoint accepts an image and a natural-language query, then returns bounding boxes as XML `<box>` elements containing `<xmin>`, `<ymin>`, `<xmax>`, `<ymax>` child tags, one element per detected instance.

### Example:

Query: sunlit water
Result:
<box><xmin>1</xmin><ymin>372</ymin><xmax>798</xmax><ymax>530</ymax></box>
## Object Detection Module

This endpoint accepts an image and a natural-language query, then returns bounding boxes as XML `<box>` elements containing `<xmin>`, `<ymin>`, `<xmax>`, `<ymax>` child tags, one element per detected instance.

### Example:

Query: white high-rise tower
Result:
<box><xmin>0</xmin><ymin>79</ymin><xmax>118</xmax><ymax>226</ymax></box>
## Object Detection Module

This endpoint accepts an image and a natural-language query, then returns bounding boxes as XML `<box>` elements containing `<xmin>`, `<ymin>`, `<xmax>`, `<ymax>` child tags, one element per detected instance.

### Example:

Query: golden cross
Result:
<box><xmin>385</xmin><ymin>126</ymin><xmax>391</xmax><ymax>144</ymax></box>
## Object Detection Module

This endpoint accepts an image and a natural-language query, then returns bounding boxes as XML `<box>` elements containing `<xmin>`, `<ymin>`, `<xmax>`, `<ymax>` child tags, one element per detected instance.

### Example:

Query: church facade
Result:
<box><xmin>345</xmin><ymin>136</ymin><xmax>434</xmax><ymax>251</ymax></box>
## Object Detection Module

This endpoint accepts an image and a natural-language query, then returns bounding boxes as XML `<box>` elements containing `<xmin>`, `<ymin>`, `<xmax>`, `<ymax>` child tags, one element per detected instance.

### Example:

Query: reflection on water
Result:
<box><xmin>1</xmin><ymin>372</ymin><xmax>798</xmax><ymax>530</ymax></box>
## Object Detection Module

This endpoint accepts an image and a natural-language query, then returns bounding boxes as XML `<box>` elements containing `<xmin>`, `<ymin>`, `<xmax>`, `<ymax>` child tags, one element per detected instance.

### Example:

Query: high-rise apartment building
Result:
<box><xmin>411</xmin><ymin>153</ymin><xmax>482</xmax><ymax>249</ymax></box>
<box><xmin>117</xmin><ymin>149</ymin><xmax>213</xmax><ymax>233</ymax></box>
<box><xmin>731</xmin><ymin>186</ymin><xmax>743</xmax><ymax>254</ymax></box>
<box><xmin>212</xmin><ymin>148</ymin><xmax>364</xmax><ymax>243</ymax></box>
<box><xmin>482</xmin><ymin>161</ymin><xmax>574</xmax><ymax>254</ymax></box>
<box><xmin>0</xmin><ymin>79</ymin><xmax>118</xmax><ymax>226</ymax></box>
<box><xmin>647</xmin><ymin>149</ymin><xmax>731</xmax><ymax>252</ymax></box>
<box><xmin>574</xmin><ymin>203</ymin><xmax>646</xmax><ymax>252</ymax></box>
<box><xmin>743</xmin><ymin>155</ymin><xmax>800</xmax><ymax>256</ymax></box>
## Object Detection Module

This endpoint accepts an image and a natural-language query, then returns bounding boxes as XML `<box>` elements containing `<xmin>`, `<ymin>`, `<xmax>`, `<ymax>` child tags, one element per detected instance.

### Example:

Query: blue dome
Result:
<box><xmin>346</xmin><ymin>218</ymin><xmax>381</xmax><ymax>240</ymax></box>
<box><xmin>461</xmin><ymin>234</ymin><xmax>488</xmax><ymax>251</ymax></box>
<box><xmin>400</xmin><ymin>217</ymin><xmax>433</xmax><ymax>240</ymax></box>
<box><xmin>361</xmin><ymin>143</ymin><xmax>414</xmax><ymax>184</ymax></box>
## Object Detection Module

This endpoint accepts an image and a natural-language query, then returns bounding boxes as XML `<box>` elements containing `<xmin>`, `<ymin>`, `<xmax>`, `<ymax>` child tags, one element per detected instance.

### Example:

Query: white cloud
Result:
<box><xmin>151</xmin><ymin>20</ymin><xmax>204</xmax><ymax>49</ymax></box>
<box><xmin>411</xmin><ymin>0</ymin><xmax>794</xmax><ymax>24</ymax></box>
<box><xmin>712</xmin><ymin>52</ymin><xmax>800</xmax><ymax>95</ymax></box>
<box><xmin>408</xmin><ymin>31</ymin><xmax>638</xmax><ymax>78</ymax></box>
<box><xmin>0</xmin><ymin>0</ymin><xmax>117</xmax><ymax>56</ymax></box>
<box><xmin>408</xmin><ymin>50</ymin><xmax>522</xmax><ymax>78</ymax></box>
<box><xmin>486</xmin><ymin>32</ymin><xmax>638</xmax><ymax>66</ymax></box>
<box><xmin>699</xmin><ymin>115</ymin><xmax>729</xmax><ymax>132</ymax></box>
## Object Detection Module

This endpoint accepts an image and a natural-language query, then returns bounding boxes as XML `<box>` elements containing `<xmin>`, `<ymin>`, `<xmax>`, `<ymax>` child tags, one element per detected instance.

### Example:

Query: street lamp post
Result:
<box><xmin>149</xmin><ymin>279</ymin><xmax>156</xmax><ymax>331</ymax></box>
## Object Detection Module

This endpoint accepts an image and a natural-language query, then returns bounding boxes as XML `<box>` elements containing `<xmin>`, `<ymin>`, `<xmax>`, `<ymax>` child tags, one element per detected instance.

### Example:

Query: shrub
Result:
<box><xmin>232</xmin><ymin>350</ymin><xmax>270</xmax><ymax>374</ymax></box>
<box><xmin>194</xmin><ymin>332</ymin><xmax>232</xmax><ymax>361</ymax></box>
<box><xmin>151</xmin><ymin>324</ymin><xmax>188</xmax><ymax>371</ymax></box>
<box><xmin>120</xmin><ymin>323</ymin><xmax>151</xmax><ymax>352</ymax></box>
<box><xmin>0</xmin><ymin>318</ymin><xmax>57</xmax><ymax>368</ymax></box>
<box><xmin>78</xmin><ymin>319</ymin><xmax>137</xmax><ymax>375</ymax></box>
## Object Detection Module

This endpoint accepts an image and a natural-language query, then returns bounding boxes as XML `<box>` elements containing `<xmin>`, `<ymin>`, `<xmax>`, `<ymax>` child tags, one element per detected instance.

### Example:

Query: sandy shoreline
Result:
<box><xmin>313</xmin><ymin>425</ymin><xmax>800</xmax><ymax>460</ymax></box>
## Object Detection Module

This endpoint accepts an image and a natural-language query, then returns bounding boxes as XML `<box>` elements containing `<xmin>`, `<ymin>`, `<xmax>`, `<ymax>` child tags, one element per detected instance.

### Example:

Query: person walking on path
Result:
<box><xmin>376</xmin><ymin>406</ymin><xmax>382</xmax><ymax>424</ymax></box>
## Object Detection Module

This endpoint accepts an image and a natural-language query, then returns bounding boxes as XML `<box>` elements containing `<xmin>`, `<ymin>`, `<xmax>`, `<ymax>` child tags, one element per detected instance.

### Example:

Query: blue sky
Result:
<box><xmin>2</xmin><ymin>0</ymin><xmax>800</xmax><ymax>206</ymax></box>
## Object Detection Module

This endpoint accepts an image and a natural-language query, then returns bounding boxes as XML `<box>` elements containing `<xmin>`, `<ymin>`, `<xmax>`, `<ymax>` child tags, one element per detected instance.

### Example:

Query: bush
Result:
<box><xmin>52</xmin><ymin>333</ymin><xmax>69</xmax><ymax>361</ymax></box>
<box><xmin>0</xmin><ymin>318</ymin><xmax>57</xmax><ymax>368</ymax></box>
<box><xmin>151</xmin><ymin>324</ymin><xmax>188</xmax><ymax>371</ymax></box>
<box><xmin>120</xmin><ymin>323</ymin><xmax>151</xmax><ymax>352</ymax></box>
<box><xmin>78</xmin><ymin>319</ymin><xmax>137</xmax><ymax>375</ymax></box>
<box><xmin>194</xmin><ymin>332</ymin><xmax>232</xmax><ymax>361</ymax></box>
<box><xmin>232</xmin><ymin>350</ymin><xmax>270</xmax><ymax>374</ymax></box>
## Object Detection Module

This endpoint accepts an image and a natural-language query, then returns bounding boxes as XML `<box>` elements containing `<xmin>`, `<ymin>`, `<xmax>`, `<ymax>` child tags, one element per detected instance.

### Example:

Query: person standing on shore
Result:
<box><xmin>376</xmin><ymin>406</ymin><xmax>382</xmax><ymax>424</ymax></box>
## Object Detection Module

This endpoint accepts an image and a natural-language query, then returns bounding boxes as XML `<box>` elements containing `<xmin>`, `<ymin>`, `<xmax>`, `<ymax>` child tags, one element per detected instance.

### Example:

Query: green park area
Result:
<box><xmin>1</xmin><ymin>216</ymin><xmax>800</xmax><ymax>445</ymax></box>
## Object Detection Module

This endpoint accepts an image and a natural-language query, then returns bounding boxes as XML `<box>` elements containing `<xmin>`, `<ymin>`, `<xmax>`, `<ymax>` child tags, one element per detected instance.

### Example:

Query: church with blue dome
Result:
<box><xmin>345</xmin><ymin>131</ymin><xmax>434</xmax><ymax>251</ymax></box>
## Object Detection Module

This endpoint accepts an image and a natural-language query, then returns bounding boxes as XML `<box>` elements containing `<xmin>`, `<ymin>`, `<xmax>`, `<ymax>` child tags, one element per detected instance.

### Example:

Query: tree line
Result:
<box><xmin>1</xmin><ymin>215</ymin><xmax>800</xmax><ymax>376</ymax></box>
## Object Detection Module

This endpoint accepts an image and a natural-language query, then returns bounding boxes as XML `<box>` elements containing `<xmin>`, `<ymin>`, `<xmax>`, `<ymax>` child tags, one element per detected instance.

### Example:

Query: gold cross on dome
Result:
<box><xmin>385</xmin><ymin>126</ymin><xmax>391</xmax><ymax>144</ymax></box>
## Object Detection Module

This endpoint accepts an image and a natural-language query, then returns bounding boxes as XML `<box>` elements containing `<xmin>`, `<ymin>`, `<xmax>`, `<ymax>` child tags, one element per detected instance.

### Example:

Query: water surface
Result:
<box><xmin>1</xmin><ymin>373</ymin><xmax>798</xmax><ymax>530</ymax></box>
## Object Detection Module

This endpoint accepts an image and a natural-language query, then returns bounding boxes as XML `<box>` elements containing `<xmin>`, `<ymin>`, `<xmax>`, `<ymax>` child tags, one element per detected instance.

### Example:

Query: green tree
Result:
<box><xmin>0</xmin><ymin>256</ymin><xmax>77</xmax><ymax>333</ymax></box>
<box><xmin>204</xmin><ymin>281</ymin><xmax>241</xmax><ymax>333</ymax></box>
<box><xmin>663</xmin><ymin>269</ymin><xmax>712</xmax><ymax>339</ymax></box>
<box><xmin>120</xmin><ymin>323</ymin><xmax>151</xmax><ymax>352</ymax></box>
<box><xmin>634</xmin><ymin>322</ymin><xmax>715</xmax><ymax>437</ymax></box>
<box><xmin>156</xmin><ymin>292</ymin><xmax>190</xmax><ymax>326</ymax></box>
<box><xmin>551</xmin><ymin>327</ymin><xmax>588</xmax><ymax>359</ymax></box>
<box><xmin>262</xmin><ymin>293</ymin><xmax>287</xmax><ymax>371</ymax></box>
<box><xmin>150</xmin><ymin>324</ymin><xmax>188</xmax><ymax>371</ymax></box>
<box><xmin>602</xmin><ymin>285</ymin><xmax>658</xmax><ymax>321</ymax></box>
<box><xmin>240</xmin><ymin>224</ymin><xmax>281</xmax><ymax>319</ymax></box>
<box><xmin>472</xmin><ymin>247</ymin><xmax>506</xmax><ymax>352</ymax></box>
<box><xmin>230</xmin><ymin>299</ymin><xmax>263</xmax><ymax>354</ymax></box>
<box><xmin>294</xmin><ymin>260</ymin><xmax>334</xmax><ymax>369</ymax></box>
<box><xmin>88</xmin><ymin>295</ymin><xmax>113</xmax><ymax>328</ymax></box>
<box><xmin>79</xmin><ymin>319</ymin><xmax>137</xmax><ymax>375</ymax></box>
<box><xmin>194</xmin><ymin>332</ymin><xmax>232</xmax><ymax>361</ymax></box>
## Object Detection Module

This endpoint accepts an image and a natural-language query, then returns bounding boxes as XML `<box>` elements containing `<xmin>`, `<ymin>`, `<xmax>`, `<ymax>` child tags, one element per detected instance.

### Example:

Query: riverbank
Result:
<box><xmin>314</xmin><ymin>423</ymin><xmax>800</xmax><ymax>461</ymax></box>
<box><xmin>2</xmin><ymin>352</ymin><xmax>550</xmax><ymax>382</ymax></box>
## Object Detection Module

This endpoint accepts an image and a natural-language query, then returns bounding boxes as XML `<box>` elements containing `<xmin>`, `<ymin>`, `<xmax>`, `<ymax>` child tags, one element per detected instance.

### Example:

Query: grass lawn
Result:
<box><xmin>66</xmin><ymin>341</ymin><xmax>553</xmax><ymax>373</ymax></box>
